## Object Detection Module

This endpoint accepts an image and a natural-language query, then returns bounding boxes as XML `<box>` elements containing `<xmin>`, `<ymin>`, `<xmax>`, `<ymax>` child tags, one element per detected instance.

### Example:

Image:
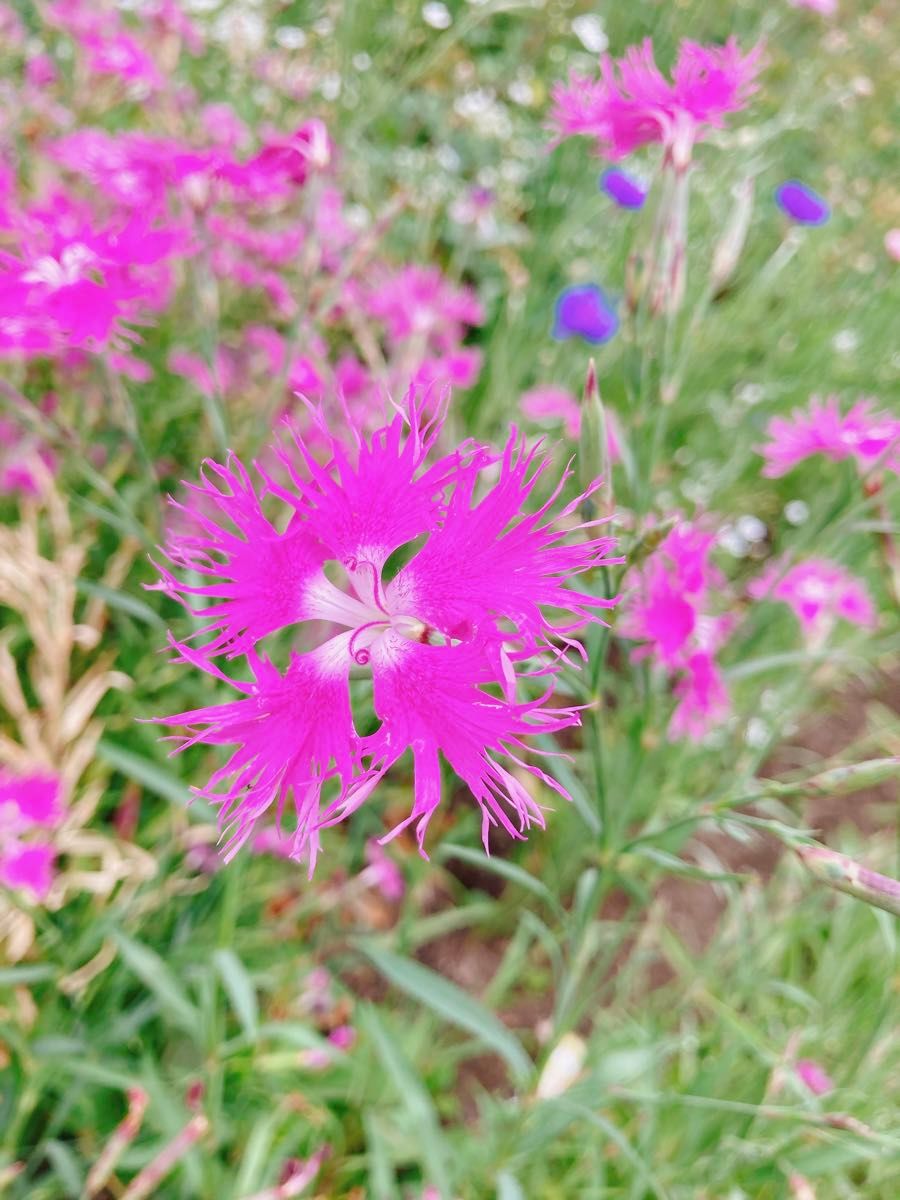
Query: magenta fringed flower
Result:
<box><xmin>619</xmin><ymin>522</ymin><xmax>734</xmax><ymax>740</ymax></box>
<box><xmin>152</xmin><ymin>394</ymin><xmax>619</xmax><ymax>871</ymax></box>
<box><xmin>759</xmin><ymin>395</ymin><xmax>900</xmax><ymax>479</ymax></box>
<box><xmin>749</xmin><ymin>558</ymin><xmax>876</xmax><ymax>642</ymax></box>
<box><xmin>551</xmin><ymin>37</ymin><xmax>763</xmax><ymax>167</ymax></box>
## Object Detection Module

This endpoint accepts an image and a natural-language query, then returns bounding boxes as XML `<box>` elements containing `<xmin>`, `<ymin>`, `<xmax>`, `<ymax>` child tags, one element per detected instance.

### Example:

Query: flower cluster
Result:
<box><xmin>619</xmin><ymin>523</ymin><xmax>733</xmax><ymax>740</ymax></box>
<box><xmin>0</xmin><ymin>768</ymin><xmax>64</xmax><ymax>903</ymax></box>
<box><xmin>0</xmin><ymin>9</ymin><xmax>484</xmax><ymax>442</ymax></box>
<box><xmin>153</xmin><ymin>394</ymin><xmax>619</xmax><ymax>870</ymax></box>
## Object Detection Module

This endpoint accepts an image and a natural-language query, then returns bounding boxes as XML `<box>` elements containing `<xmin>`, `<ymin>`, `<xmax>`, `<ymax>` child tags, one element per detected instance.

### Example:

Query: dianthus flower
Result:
<box><xmin>748</xmin><ymin>558</ymin><xmax>875</xmax><ymax>642</ymax></box>
<box><xmin>619</xmin><ymin>522</ymin><xmax>733</xmax><ymax>740</ymax></box>
<box><xmin>759</xmin><ymin>395</ymin><xmax>900</xmax><ymax>478</ymax></box>
<box><xmin>551</xmin><ymin>37</ymin><xmax>763</xmax><ymax>167</ymax></box>
<box><xmin>0</xmin><ymin>768</ymin><xmax>64</xmax><ymax>903</ymax></box>
<box><xmin>152</xmin><ymin>393</ymin><xmax>620</xmax><ymax>871</ymax></box>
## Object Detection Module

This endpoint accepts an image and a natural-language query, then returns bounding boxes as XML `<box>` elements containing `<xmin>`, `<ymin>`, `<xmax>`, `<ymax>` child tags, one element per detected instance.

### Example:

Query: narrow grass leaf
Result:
<box><xmin>98</xmin><ymin>741</ymin><xmax>215</xmax><ymax>821</ymax></box>
<box><xmin>213</xmin><ymin>948</ymin><xmax>259</xmax><ymax>1040</ymax></box>
<box><xmin>114</xmin><ymin>932</ymin><xmax>200</xmax><ymax>1037</ymax></box>
<box><xmin>360</xmin><ymin>1006</ymin><xmax>453</xmax><ymax>1196</ymax></box>
<box><xmin>439</xmin><ymin>843</ymin><xmax>563</xmax><ymax>912</ymax></box>
<box><xmin>360</xmin><ymin>945</ymin><xmax>532</xmax><ymax>1083</ymax></box>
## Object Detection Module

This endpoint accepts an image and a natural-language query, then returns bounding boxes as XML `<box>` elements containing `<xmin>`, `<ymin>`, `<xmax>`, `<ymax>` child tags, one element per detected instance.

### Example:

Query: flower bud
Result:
<box><xmin>796</xmin><ymin>843</ymin><xmax>900</xmax><ymax>917</ymax></box>
<box><xmin>578</xmin><ymin>358</ymin><xmax>613</xmax><ymax>516</ymax></box>
<box><xmin>711</xmin><ymin>177</ymin><xmax>755</xmax><ymax>294</ymax></box>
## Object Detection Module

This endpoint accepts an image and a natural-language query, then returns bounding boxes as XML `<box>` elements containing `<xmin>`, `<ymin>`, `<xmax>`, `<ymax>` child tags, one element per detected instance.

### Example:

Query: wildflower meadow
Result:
<box><xmin>1</xmin><ymin>1</ymin><xmax>899</xmax><ymax>1197</ymax></box>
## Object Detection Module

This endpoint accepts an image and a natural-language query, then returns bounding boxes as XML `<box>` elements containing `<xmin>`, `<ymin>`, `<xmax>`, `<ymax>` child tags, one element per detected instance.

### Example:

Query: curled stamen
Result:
<box><xmin>346</xmin><ymin>557</ymin><xmax>389</xmax><ymax>614</ymax></box>
<box><xmin>348</xmin><ymin>619</ymin><xmax>387</xmax><ymax>665</ymax></box>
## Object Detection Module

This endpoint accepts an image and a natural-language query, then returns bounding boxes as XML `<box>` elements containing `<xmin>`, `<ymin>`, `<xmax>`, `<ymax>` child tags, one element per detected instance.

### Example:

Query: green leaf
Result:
<box><xmin>43</xmin><ymin>1139</ymin><xmax>84</xmax><ymax>1197</ymax></box>
<box><xmin>75</xmin><ymin>579</ymin><xmax>165</xmax><ymax>627</ymax></box>
<box><xmin>213</xmin><ymin>948</ymin><xmax>259</xmax><ymax>1040</ymax></box>
<box><xmin>232</xmin><ymin>1112</ymin><xmax>282</xmax><ymax>1197</ymax></box>
<box><xmin>632</xmin><ymin>846</ymin><xmax>748</xmax><ymax>883</ymax></box>
<box><xmin>114</xmin><ymin>932</ymin><xmax>201</xmax><ymax>1037</ymax></box>
<box><xmin>360</xmin><ymin>944</ymin><xmax>532</xmax><ymax>1083</ymax></box>
<box><xmin>0</xmin><ymin>965</ymin><xmax>55</xmax><ymax>987</ymax></box>
<box><xmin>549</xmin><ymin>1101</ymin><xmax>671</xmax><ymax>1200</ymax></box>
<box><xmin>97</xmin><ymin>740</ymin><xmax>215</xmax><ymax>822</ymax></box>
<box><xmin>438</xmin><ymin>843</ymin><xmax>563</xmax><ymax>912</ymax></box>
<box><xmin>360</xmin><ymin>1006</ymin><xmax>453</xmax><ymax>1197</ymax></box>
<box><xmin>363</xmin><ymin>1112</ymin><xmax>400</xmax><ymax>1200</ymax></box>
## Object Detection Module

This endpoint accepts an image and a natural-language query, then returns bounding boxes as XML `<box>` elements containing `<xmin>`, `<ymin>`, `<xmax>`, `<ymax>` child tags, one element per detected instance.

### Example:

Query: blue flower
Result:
<box><xmin>552</xmin><ymin>284</ymin><xmax>619</xmax><ymax>344</ymax></box>
<box><xmin>775</xmin><ymin>181</ymin><xmax>830</xmax><ymax>226</ymax></box>
<box><xmin>599</xmin><ymin>168</ymin><xmax>647</xmax><ymax>210</ymax></box>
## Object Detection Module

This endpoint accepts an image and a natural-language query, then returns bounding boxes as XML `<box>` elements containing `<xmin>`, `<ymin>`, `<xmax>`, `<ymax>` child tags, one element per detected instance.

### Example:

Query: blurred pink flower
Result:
<box><xmin>670</xmin><ymin>650</ymin><xmax>730</xmax><ymax>741</ymax></box>
<box><xmin>885</xmin><ymin>229</ymin><xmax>900</xmax><ymax>262</ymax></box>
<box><xmin>362</xmin><ymin>265</ymin><xmax>484</xmax><ymax>343</ymax></box>
<box><xmin>0</xmin><ymin>768</ymin><xmax>64</xmax><ymax>903</ymax></box>
<box><xmin>26</xmin><ymin>54</ymin><xmax>58</xmax><ymax>89</ymax></box>
<box><xmin>521</xmin><ymin>386</ymin><xmax>582</xmax><ymax>439</ymax></box>
<box><xmin>620</xmin><ymin>522</ymin><xmax>733</xmax><ymax>740</ymax></box>
<box><xmin>759</xmin><ymin>396</ymin><xmax>900</xmax><ymax>478</ymax></box>
<box><xmin>521</xmin><ymin>385</ymin><xmax>623</xmax><ymax>459</ymax></box>
<box><xmin>795</xmin><ymin>1058</ymin><xmax>834</xmax><ymax>1096</ymax></box>
<box><xmin>362</xmin><ymin>839</ymin><xmax>405</xmax><ymax>901</ymax></box>
<box><xmin>788</xmin><ymin>0</ymin><xmax>837</xmax><ymax>15</ymax></box>
<box><xmin>551</xmin><ymin>37</ymin><xmax>763</xmax><ymax>166</ymax></box>
<box><xmin>749</xmin><ymin>558</ymin><xmax>875</xmax><ymax>640</ymax></box>
<box><xmin>80</xmin><ymin>32</ymin><xmax>163</xmax><ymax>92</ymax></box>
<box><xmin>152</xmin><ymin>392</ymin><xmax>619</xmax><ymax>871</ymax></box>
<box><xmin>0</xmin><ymin>417</ymin><xmax>56</xmax><ymax>496</ymax></box>
<box><xmin>328</xmin><ymin>1024</ymin><xmax>356</xmax><ymax>1051</ymax></box>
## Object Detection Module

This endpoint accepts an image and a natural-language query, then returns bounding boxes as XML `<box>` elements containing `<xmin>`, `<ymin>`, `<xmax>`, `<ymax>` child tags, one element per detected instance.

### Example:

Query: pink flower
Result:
<box><xmin>328</xmin><ymin>1024</ymin><xmax>356</xmax><ymax>1051</ymax></box>
<box><xmin>788</xmin><ymin>0</ymin><xmax>837</xmax><ymax>15</ymax></box>
<box><xmin>749</xmin><ymin>558</ymin><xmax>875</xmax><ymax>641</ymax></box>
<box><xmin>521</xmin><ymin>386</ymin><xmax>582</xmax><ymax>439</ymax></box>
<box><xmin>362</xmin><ymin>265</ymin><xmax>484</xmax><ymax>344</ymax></box>
<box><xmin>795</xmin><ymin>1059</ymin><xmax>834</xmax><ymax>1096</ymax></box>
<box><xmin>362</xmin><ymin>838</ymin><xmax>405</xmax><ymax>901</ymax></box>
<box><xmin>26</xmin><ymin>54</ymin><xmax>58</xmax><ymax>89</ymax></box>
<box><xmin>551</xmin><ymin>37</ymin><xmax>763</xmax><ymax>166</ymax></box>
<box><xmin>152</xmin><ymin>393</ymin><xmax>619</xmax><ymax>871</ymax></box>
<box><xmin>759</xmin><ymin>395</ymin><xmax>900</xmax><ymax>478</ymax></box>
<box><xmin>0</xmin><ymin>768</ymin><xmax>64</xmax><ymax>903</ymax></box>
<box><xmin>886</xmin><ymin>229</ymin><xmax>900</xmax><ymax>262</ymax></box>
<box><xmin>620</xmin><ymin>522</ymin><xmax>733</xmax><ymax>740</ymax></box>
<box><xmin>0</xmin><ymin>417</ymin><xmax>56</xmax><ymax>496</ymax></box>
<box><xmin>80</xmin><ymin>32</ymin><xmax>163</xmax><ymax>92</ymax></box>
<box><xmin>670</xmin><ymin>651</ymin><xmax>730</xmax><ymax>741</ymax></box>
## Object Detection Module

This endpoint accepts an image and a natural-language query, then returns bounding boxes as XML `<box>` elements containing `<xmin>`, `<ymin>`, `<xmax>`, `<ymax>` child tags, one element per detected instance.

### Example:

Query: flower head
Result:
<box><xmin>759</xmin><ymin>395</ymin><xmax>900</xmax><ymax>478</ymax></box>
<box><xmin>749</xmin><ymin>558</ymin><xmax>875</xmax><ymax>641</ymax></box>
<box><xmin>153</xmin><ymin>392</ymin><xmax>620</xmax><ymax>871</ymax></box>
<box><xmin>552</xmin><ymin>285</ymin><xmax>619</xmax><ymax>344</ymax></box>
<box><xmin>795</xmin><ymin>1059</ymin><xmax>834</xmax><ymax>1096</ymax></box>
<box><xmin>551</xmin><ymin>37</ymin><xmax>763</xmax><ymax>166</ymax></box>
<box><xmin>775</xmin><ymin>181</ymin><xmax>830</xmax><ymax>226</ymax></box>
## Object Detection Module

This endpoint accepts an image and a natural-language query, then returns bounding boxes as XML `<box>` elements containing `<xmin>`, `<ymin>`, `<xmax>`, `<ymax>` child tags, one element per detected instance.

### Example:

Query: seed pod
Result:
<box><xmin>796</xmin><ymin>843</ymin><xmax>900</xmax><ymax>918</ymax></box>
